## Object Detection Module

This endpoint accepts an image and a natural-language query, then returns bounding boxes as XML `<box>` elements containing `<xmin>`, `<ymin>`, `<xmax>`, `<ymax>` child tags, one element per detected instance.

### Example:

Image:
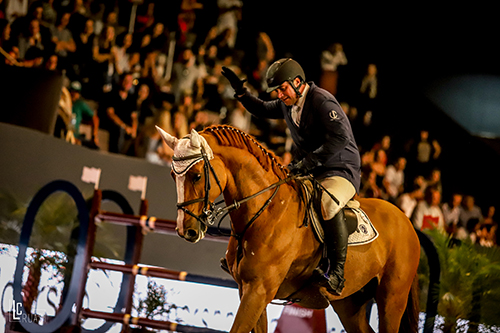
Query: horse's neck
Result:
<box><xmin>223</xmin><ymin>155</ymin><xmax>278</xmax><ymax>200</ymax></box>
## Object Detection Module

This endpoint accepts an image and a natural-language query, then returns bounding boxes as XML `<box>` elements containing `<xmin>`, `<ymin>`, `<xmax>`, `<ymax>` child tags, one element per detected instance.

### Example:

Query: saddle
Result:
<box><xmin>219</xmin><ymin>177</ymin><xmax>378</xmax><ymax>276</ymax></box>
<box><xmin>300</xmin><ymin>177</ymin><xmax>378</xmax><ymax>246</ymax></box>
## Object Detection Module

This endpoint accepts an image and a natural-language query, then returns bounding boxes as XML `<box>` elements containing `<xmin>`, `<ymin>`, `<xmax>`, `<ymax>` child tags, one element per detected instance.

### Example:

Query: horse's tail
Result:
<box><xmin>399</xmin><ymin>275</ymin><xmax>420</xmax><ymax>333</ymax></box>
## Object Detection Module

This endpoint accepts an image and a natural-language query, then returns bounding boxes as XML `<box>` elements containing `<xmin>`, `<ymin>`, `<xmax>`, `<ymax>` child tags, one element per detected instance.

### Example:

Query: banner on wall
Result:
<box><xmin>274</xmin><ymin>303</ymin><xmax>327</xmax><ymax>333</ymax></box>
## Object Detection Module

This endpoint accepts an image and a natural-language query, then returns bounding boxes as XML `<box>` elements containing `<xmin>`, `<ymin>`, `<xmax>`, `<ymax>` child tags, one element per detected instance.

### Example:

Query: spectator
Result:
<box><xmin>68</xmin><ymin>81</ymin><xmax>99</xmax><ymax>148</ymax></box>
<box><xmin>408</xmin><ymin>129</ymin><xmax>442</xmax><ymax>178</ymax></box>
<box><xmin>51</xmin><ymin>11</ymin><xmax>76</xmax><ymax>73</ymax></box>
<box><xmin>172</xmin><ymin>110</ymin><xmax>189</xmax><ymax>139</ymax></box>
<box><xmin>396</xmin><ymin>176</ymin><xmax>425</xmax><ymax>218</ymax></box>
<box><xmin>228</xmin><ymin>100</ymin><xmax>251</xmax><ymax>132</ymax></box>
<box><xmin>150</xmin><ymin>22</ymin><xmax>169</xmax><ymax>54</ymax></box>
<box><xmin>41</xmin><ymin>0</ymin><xmax>57</xmax><ymax>29</ymax></box>
<box><xmin>54</xmin><ymin>84</ymin><xmax>73</xmax><ymax>140</ymax></box>
<box><xmin>383</xmin><ymin>156</ymin><xmax>406</xmax><ymax>203</ymax></box>
<box><xmin>176</xmin><ymin>6</ymin><xmax>196</xmax><ymax>48</ymax></box>
<box><xmin>360</xmin><ymin>170</ymin><xmax>384</xmax><ymax>199</ymax></box>
<box><xmin>102</xmin><ymin>10</ymin><xmax>125</xmax><ymax>37</ymax></box>
<box><xmin>211</xmin><ymin>27</ymin><xmax>233</xmax><ymax>60</ymax></box>
<box><xmin>198</xmin><ymin>26</ymin><xmax>218</xmax><ymax>62</ymax></box>
<box><xmin>74</xmin><ymin>18</ymin><xmax>96</xmax><ymax>80</ymax></box>
<box><xmin>442</xmin><ymin>192</ymin><xmax>464</xmax><ymax>237</ymax></box>
<box><xmin>459</xmin><ymin>195</ymin><xmax>483</xmax><ymax>235</ymax></box>
<box><xmin>170</xmin><ymin>47</ymin><xmax>204</xmax><ymax>103</ymax></box>
<box><xmin>135</xmin><ymin>1</ymin><xmax>155</xmax><ymax>34</ymax></box>
<box><xmin>67</xmin><ymin>0</ymin><xmax>88</xmax><ymax>36</ymax></box>
<box><xmin>426</xmin><ymin>168</ymin><xmax>442</xmax><ymax>194</ymax></box>
<box><xmin>44</xmin><ymin>52</ymin><xmax>57</xmax><ymax>70</ymax></box>
<box><xmin>102</xmin><ymin>72</ymin><xmax>138</xmax><ymax>154</ymax></box>
<box><xmin>319</xmin><ymin>42</ymin><xmax>347</xmax><ymax>96</ymax></box>
<box><xmin>215</xmin><ymin>0</ymin><xmax>242</xmax><ymax>48</ymax></box>
<box><xmin>484</xmin><ymin>205</ymin><xmax>497</xmax><ymax>225</ymax></box>
<box><xmin>10</xmin><ymin>1</ymin><xmax>45</xmax><ymax>40</ymax></box>
<box><xmin>255</xmin><ymin>31</ymin><xmax>274</xmax><ymax>66</ymax></box>
<box><xmin>359</xmin><ymin>63</ymin><xmax>378</xmax><ymax>115</ymax></box>
<box><xmin>92</xmin><ymin>24</ymin><xmax>118</xmax><ymax>94</ymax></box>
<box><xmin>23</xmin><ymin>44</ymin><xmax>44</xmax><ymax>67</ymax></box>
<box><xmin>189</xmin><ymin>109</ymin><xmax>210</xmax><ymax>131</ymax></box>
<box><xmin>5</xmin><ymin>0</ymin><xmax>28</xmax><ymax>23</ymax></box>
<box><xmin>135</xmin><ymin>82</ymin><xmax>156</xmax><ymax>127</ymax></box>
<box><xmin>177</xmin><ymin>91</ymin><xmax>196</xmax><ymax>121</ymax></box>
<box><xmin>411</xmin><ymin>185</ymin><xmax>445</xmax><ymax>231</ymax></box>
<box><xmin>156</xmin><ymin>93</ymin><xmax>175</xmax><ymax>125</ymax></box>
<box><xmin>17</xmin><ymin>18</ymin><xmax>50</xmax><ymax>60</ymax></box>
<box><xmin>114</xmin><ymin>32</ymin><xmax>138</xmax><ymax>75</ymax></box>
<box><xmin>474</xmin><ymin>222</ymin><xmax>497</xmax><ymax>247</ymax></box>
<box><xmin>355</xmin><ymin>109</ymin><xmax>375</xmax><ymax>152</ymax></box>
<box><xmin>136</xmin><ymin>32</ymin><xmax>152</xmax><ymax>69</ymax></box>
<box><xmin>371</xmin><ymin>134</ymin><xmax>393</xmax><ymax>162</ymax></box>
<box><xmin>340</xmin><ymin>102</ymin><xmax>360</xmax><ymax>139</ymax></box>
<box><xmin>135</xmin><ymin>110</ymin><xmax>173</xmax><ymax>166</ymax></box>
<box><xmin>0</xmin><ymin>18</ymin><xmax>11</xmax><ymax>48</ymax></box>
<box><xmin>368</xmin><ymin>148</ymin><xmax>387</xmax><ymax>199</ymax></box>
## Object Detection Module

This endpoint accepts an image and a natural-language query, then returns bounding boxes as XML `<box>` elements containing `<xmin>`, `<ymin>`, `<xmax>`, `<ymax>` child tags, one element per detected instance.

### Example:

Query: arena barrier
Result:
<box><xmin>10</xmin><ymin>179</ymin><xmax>236</xmax><ymax>333</ymax></box>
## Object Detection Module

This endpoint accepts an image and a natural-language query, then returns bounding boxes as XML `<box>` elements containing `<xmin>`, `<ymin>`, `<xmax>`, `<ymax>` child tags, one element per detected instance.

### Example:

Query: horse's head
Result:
<box><xmin>156</xmin><ymin>126</ymin><xmax>225</xmax><ymax>243</ymax></box>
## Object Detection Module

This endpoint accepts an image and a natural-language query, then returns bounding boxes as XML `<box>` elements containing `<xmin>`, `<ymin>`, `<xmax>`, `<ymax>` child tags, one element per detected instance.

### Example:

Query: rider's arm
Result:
<box><xmin>238</xmin><ymin>90</ymin><xmax>284</xmax><ymax>120</ymax></box>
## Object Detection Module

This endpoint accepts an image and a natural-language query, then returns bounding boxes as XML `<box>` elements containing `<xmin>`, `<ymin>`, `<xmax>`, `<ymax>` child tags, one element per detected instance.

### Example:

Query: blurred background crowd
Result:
<box><xmin>0</xmin><ymin>0</ymin><xmax>497</xmax><ymax>247</ymax></box>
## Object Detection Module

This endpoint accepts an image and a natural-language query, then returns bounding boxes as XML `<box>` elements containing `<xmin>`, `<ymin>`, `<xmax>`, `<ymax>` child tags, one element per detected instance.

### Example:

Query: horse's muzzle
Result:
<box><xmin>181</xmin><ymin>220</ymin><xmax>207</xmax><ymax>243</ymax></box>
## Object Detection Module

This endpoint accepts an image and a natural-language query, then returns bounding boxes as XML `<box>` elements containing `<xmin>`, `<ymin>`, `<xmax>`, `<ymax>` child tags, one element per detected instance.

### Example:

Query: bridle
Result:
<box><xmin>172</xmin><ymin>145</ymin><xmax>296</xmax><ymax>239</ymax></box>
<box><xmin>172</xmin><ymin>145</ymin><xmax>223</xmax><ymax>228</ymax></box>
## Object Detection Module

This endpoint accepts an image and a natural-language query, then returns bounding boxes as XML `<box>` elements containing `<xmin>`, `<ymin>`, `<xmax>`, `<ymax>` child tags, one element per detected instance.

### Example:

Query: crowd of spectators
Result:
<box><xmin>0</xmin><ymin>0</ymin><xmax>497</xmax><ymax>247</ymax></box>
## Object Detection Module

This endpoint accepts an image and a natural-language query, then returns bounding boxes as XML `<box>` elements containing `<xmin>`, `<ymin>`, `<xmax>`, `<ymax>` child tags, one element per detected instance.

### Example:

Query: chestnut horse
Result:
<box><xmin>157</xmin><ymin>125</ymin><xmax>420</xmax><ymax>333</ymax></box>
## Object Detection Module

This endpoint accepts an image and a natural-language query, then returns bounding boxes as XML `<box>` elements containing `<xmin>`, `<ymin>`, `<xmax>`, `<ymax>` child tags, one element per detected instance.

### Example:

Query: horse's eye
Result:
<box><xmin>192</xmin><ymin>173</ymin><xmax>202</xmax><ymax>183</ymax></box>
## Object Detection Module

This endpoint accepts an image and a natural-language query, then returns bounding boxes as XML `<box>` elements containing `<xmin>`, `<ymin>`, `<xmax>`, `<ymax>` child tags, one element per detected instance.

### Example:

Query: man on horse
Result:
<box><xmin>222</xmin><ymin>58</ymin><xmax>361</xmax><ymax>296</ymax></box>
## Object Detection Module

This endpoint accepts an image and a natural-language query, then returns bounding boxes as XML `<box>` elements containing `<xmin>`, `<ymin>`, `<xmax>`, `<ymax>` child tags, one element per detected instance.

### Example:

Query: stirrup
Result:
<box><xmin>312</xmin><ymin>267</ymin><xmax>345</xmax><ymax>296</ymax></box>
<box><xmin>325</xmin><ymin>272</ymin><xmax>345</xmax><ymax>296</ymax></box>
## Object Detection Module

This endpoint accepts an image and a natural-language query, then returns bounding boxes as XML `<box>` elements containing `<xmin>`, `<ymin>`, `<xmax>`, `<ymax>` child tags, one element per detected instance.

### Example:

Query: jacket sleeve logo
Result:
<box><xmin>329</xmin><ymin>110</ymin><xmax>338</xmax><ymax>121</ymax></box>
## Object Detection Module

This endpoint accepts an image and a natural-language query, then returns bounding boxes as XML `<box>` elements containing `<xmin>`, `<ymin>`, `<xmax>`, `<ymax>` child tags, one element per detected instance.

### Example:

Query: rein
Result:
<box><xmin>173</xmin><ymin>145</ymin><xmax>297</xmax><ymax>239</ymax></box>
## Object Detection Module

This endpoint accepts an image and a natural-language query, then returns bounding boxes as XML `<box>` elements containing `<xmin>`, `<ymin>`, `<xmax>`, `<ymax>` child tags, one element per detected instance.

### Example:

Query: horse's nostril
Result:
<box><xmin>186</xmin><ymin>229</ymin><xmax>197</xmax><ymax>239</ymax></box>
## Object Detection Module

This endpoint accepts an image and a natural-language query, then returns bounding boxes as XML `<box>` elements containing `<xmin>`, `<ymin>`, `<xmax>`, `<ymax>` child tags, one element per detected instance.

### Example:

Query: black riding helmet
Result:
<box><xmin>266</xmin><ymin>58</ymin><xmax>306</xmax><ymax>96</ymax></box>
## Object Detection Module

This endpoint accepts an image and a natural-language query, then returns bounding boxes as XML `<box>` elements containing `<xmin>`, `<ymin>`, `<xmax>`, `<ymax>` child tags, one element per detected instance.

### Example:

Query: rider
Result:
<box><xmin>222</xmin><ymin>58</ymin><xmax>361</xmax><ymax>295</ymax></box>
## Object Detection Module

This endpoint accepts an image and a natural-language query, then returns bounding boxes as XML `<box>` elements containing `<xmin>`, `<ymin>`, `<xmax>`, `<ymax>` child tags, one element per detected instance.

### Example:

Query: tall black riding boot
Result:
<box><xmin>318</xmin><ymin>209</ymin><xmax>348</xmax><ymax>295</ymax></box>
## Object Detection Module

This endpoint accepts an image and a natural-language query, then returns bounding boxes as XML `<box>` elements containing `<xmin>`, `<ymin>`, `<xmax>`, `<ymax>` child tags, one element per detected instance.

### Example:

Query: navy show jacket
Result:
<box><xmin>238</xmin><ymin>82</ymin><xmax>361</xmax><ymax>192</ymax></box>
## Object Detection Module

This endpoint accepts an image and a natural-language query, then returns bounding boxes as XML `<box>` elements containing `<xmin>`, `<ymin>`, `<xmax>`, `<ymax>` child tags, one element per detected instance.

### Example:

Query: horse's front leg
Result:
<box><xmin>230</xmin><ymin>280</ymin><xmax>275</xmax><ymax>333</ymax></box>
<box><xmin>254</xmin><ymin>308</ymin><xmax>268</xmax><ymax>333</ymax></box>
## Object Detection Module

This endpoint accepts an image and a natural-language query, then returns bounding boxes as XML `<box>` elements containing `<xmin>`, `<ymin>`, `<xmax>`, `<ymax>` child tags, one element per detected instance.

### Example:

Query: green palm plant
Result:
<box><xmin>419</xmin><ymin>229</ymin><xmax>500</xmax><ymax>332</ymax></box>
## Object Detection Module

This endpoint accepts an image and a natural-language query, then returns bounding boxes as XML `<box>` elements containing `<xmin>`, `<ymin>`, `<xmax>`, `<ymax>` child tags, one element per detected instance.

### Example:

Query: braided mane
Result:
<box><xmin>202</xmin><ymin>125</ymin><xmax>289</xmax><ymax>179</ymax></box>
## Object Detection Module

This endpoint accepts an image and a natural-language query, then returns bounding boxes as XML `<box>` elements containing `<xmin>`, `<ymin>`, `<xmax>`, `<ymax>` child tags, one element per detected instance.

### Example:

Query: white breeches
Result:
<box><xmin>320</xmin><ymin>176</ymin><xmax>356</xmax><ymax>220</ymax></box>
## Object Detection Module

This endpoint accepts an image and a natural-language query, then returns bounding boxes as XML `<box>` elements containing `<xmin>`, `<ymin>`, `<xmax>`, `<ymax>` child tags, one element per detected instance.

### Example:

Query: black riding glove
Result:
<box><xmin>288</xmin><ymin>159</ymin><xmax>310</xmax><ymax>176</ymax></box>
<box><xmin>221</xmin><ymin>66</ymin><xmax>246</xmax><ymax>96</ymax></box>
<box><xmin>288</xmin><ymin>154</ymin><xmax>318</xmax><ymax>176</ymax></box>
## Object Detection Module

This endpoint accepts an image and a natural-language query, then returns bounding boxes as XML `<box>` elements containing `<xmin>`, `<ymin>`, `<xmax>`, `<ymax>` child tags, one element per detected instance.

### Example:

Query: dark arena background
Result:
<box><xmin>1</xmin><ymin>1</ymin><xmax>500</xmax><ymax>332</ymax></box>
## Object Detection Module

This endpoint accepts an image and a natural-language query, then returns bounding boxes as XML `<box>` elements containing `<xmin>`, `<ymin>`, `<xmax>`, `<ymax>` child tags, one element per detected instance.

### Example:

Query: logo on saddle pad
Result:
<box><xmin>314</xmin><ymin>204</ymin><xmax>379</xmax><ymax>246</ymax></box>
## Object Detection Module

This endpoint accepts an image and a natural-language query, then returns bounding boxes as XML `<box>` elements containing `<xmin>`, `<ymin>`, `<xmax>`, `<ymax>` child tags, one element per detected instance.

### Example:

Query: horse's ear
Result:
<box><xmin>156</xmin><ymin>125</ymin><xmax>178</xmax><ymax>150</ymax></box>
<box><xmin>190</xmin><ymin>129</ymin><xmax>201</xmax><ymax>148</ymax></box>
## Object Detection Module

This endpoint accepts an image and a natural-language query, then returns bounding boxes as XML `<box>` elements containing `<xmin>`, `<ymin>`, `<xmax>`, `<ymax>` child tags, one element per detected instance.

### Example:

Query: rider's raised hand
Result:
<box><xmin>222</xmin><ymin>66</ymin><xmax>246</xmax><ymax>96</ymax></box>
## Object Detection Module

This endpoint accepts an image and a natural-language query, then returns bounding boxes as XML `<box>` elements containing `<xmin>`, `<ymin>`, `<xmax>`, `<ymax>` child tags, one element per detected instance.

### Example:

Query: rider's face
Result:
<box><xmin>275</xmin><ymin>78</ymin><xmax>301</xmax><ymax>106</ymax></box>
